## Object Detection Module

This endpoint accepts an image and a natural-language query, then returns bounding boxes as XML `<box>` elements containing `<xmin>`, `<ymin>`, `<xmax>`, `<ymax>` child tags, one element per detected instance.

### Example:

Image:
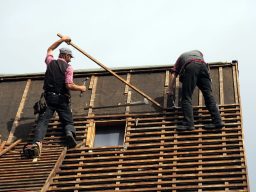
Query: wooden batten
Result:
<box><xmin>88</xmin><ymin>76</ymin><xmax>98</xmax><ymax>117</ymax></box>
<box><xmin>6</xmin><ymin>79</ymin><xmax>31</xmax><ymax>144</ymax></box>
<box><xmin>125</xmin><ymin>73</ymin><xmax>131</xmax><ymax>114</ymax></box>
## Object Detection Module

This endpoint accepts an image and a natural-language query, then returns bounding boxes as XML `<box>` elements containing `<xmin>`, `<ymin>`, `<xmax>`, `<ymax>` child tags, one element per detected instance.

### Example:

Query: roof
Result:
<box><xmin>0</xmin><ymin>61</ymin><xmax>250</xmax><ymax>191</ymax></box>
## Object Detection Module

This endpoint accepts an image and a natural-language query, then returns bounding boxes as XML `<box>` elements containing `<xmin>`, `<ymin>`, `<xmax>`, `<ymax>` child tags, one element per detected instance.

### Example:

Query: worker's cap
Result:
<box><xmin>59</xmin><ymin>47</ymin><xmax>74</xmax><ymax>58</ymax></box>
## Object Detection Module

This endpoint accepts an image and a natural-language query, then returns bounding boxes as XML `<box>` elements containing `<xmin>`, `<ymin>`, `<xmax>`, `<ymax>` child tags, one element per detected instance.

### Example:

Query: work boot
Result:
<box><xmin>32</xmin><ymin>142</ymin><xmax>42</xmax><ymax>157</ymax></box>
<box><xmin>204</xmin><ymin>121</ymin><xmax>224</xmax><ymax>130</ymax></box>
<box><xmin>66</xmin><ymin>131</ymin><xmax>77</xmax><ymax>148</ymax></box>
<box><xmin>23</xmin><ymin>142</ymin><xmax>42</xmax><ymax>158</ymax></box>
<box><xmin>176</xmin><ymin>122</ymin><xmax>195</xmax><ymax>131</ymax></box>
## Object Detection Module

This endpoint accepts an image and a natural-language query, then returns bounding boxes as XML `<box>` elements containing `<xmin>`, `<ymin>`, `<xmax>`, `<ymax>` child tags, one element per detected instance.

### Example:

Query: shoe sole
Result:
<box><xmin>176</xmin><ymin>127</ymin><xmax>195</xmax><ymax>131</ymax></box>
<box><xmin>204</xmin><ymin>125</ymin><xmax>223</xmax><ymax>129</ymax></box>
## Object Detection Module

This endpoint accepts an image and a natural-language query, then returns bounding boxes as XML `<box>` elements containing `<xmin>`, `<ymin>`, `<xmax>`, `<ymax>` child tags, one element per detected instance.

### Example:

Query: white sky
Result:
<box><xmin>1</xmin><ymin>0</ymin><xmax>255</xmax><ymax>190</ymax></box>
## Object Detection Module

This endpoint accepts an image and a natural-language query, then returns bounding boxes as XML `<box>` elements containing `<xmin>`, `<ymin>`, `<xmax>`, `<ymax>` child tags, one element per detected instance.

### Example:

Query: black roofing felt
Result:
<box><xmin>0</xmin><ymin>63</ymin><xmax>237</xmax><ymax>141</ymax></box>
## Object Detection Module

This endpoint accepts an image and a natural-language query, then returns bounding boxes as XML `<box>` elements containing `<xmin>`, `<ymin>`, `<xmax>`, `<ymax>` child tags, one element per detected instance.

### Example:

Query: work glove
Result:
<box><xmin>167</xmin><ymin>94</ymin><xmax>177</xmax><ymax>111</ymax></box>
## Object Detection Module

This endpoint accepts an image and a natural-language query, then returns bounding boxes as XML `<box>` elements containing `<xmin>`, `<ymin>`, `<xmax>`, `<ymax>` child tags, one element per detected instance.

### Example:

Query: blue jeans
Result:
<box><xmin>33</xmin><ymin>92</ymin><xmax>75</xmax><ymax>143</ymax></box>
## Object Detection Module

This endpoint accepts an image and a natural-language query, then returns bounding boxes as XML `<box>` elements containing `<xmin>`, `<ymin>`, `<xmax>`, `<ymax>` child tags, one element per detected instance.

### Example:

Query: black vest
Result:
<box><xmin>43</xmin><ymin>59</ymin><xmax>70</xmax><ymax>96</ymax></box>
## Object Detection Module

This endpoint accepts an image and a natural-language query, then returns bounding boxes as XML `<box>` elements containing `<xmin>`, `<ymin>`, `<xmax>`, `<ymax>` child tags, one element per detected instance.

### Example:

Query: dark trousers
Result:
<box><xmin>181</xmin><ymin>62</ymin><xmax>221</xmax><ymax>126</ymax></box>
<box><xmin>33</xmin><ymin>93</ymin><xmax>75</xmax><ymax>143</ymax></box>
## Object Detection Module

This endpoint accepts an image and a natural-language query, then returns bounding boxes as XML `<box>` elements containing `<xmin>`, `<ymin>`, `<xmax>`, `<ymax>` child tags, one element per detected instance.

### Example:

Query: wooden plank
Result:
<box><xmin>175</xmin><ymin>75</ymin><xmax>180</xmax><ymax>107</ymax></box>
<box><xmin>58</xmin><ymin>33</ymin><xmax>163</xmax><ymax>109</ymax></box>
<box><xmin>86</xmin><ymin>120</ymin><xmax>95</xmax><ymax>147</ymax></box>
<box><xmin>47</xmin><ymin>179</ymin><xmax>247</xmax><ymax>191</ymax></box>
<box><xmin>54</xmin><ymin>161</ymin><xmax>246</xmax><ymax>177</ymax></box>
<box><xmin>163</xmin><ymin>70</ymin><xmax>169</xmax><ymax>109</ymax></box>
<box><xmin>0</xmin><ymin>140</ymin><xmax>6</xmax><ymax>152</ymax></box>
<box><xmin>88</xmin><ymin>75</ymin><xmax>95</xmax><ymax>90</ymax></box>
<box><xmin>88</xmin><ymin>76</ymin><xmax>98</xmax><ymax>116</ymax></box>
<box><xmin>124</xmin><ymin>73</ymin><xmax>131</xmax><ymax>94</ymax></box>
<box><xmin>54</xmin><ymin>168</ymin><xmax>246</xmax><ymax>180</ymax></box>
<box><xmin>40</xmin><ymin>147</ymin><xmax>67</xmax><ymax>192</ymax></box>
<box><xmin>124</xmin><ymin>117</ymin><xmax>132</xmax><ymax>147</ymax></box>
<box><xmin>115</xmin><ymin>153</ymin><xmax>123</xmax><ymax>190</ymax></box>
<box><xmin>0</xmin><ymin>139</ymin><xmax>22</xmax><ymax>157</ymax></box>
<box><xmin>233</xmin><ymin>64</ymin><xmax>239</xmax><ymax>103</ymax></box>
<box><xmin>65</xmin><ymin>142</ymin><xmax>242</xmax><ymax>157</ymax></box>
<box><xmin>125</xmin><ymin>91</ymin><xmax>132</xmax><ymax>114</ymax></box>
<box><xmin>219</xmin><ymin>67</ymin><xmax>224</xmax><ymax>105</ymax></box>
<box><xmin>49</xmin><ymin>175</ymin><xmax>247</xmax><ymax>187</ymax></box>
<box><xmin>6</xmin><ymin>79</ymin><xmax>31</xmax><ymax>144</ymax></box>
<box><xmin>61</xmin><ymin>149</ymin><xmax>244</xmax><ymax>164</ymax></box>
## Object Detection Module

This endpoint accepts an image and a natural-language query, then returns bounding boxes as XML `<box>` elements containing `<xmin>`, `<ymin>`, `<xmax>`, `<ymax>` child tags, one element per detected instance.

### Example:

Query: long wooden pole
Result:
<box><xmin>57</xmin><ymin>33</ymin><xmax>163</xmax><ymax>109</ymax></box>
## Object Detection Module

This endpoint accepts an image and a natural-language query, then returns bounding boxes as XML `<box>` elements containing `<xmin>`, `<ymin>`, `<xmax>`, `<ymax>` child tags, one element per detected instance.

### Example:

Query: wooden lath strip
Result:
<box><xmin>88</xmin><ymin>75</ymin><xmax>95</xmax><ymax>90</ymax></box>
<box><xmin>55</xmin><ymin>161</ymin><xmax>246</xmax><ymax>178</ymax></box>
<box><xmin>6</xmin><ymin>79</ymin><xmax>31</xmax><ymax>144</ymax></box>
<box><xmin>41</xmin><ymin>147</ymin><xmax>67</xmax><ymax>192</ymax></box>
<box><xmin>219</xmin><ymin>67</ymin><xmax>224</xmax><ymax>105</ymax></box>
<box><xmin>74</xmin><ymin>150</ymin><xmax>86</xmax><ymax>192</ymax></box>
<box><xmin>0</xmin><ymin>141</ymin><xmax>7</xmax><ymax>152</ymax></box>
<box><xmin>0</xmin><ymin>139</ymin><xmax>22</xmax><ymax>157</ymax></box>
<box><xmin>157</xmin><ymin>119</ymin><xmax>166</xmax><ymax>190</ymax></box>
<box><xmin>88</xmin><ymin>76</ymin><xmax>98</xmax><ymax>116</ymax></box>
<box><xmin>125</xmin><ymin>91</ymin><xmax>132</xmax><ymax>114</ymax></box>
<box><xmin>48</xmin><ymin>176</ymin><xmax>247</xmax><ymax>190</ymax></box>
<box><xmin>172</xmin><ymin>115</ymin><xmax>178</xmax><ymax>191</ymax></box>
<box><xmin>53</xmin><ymin>166</ymin><xmax>246</xmax><ymax>180</ymax></box>
<box><xmin>60</xmin><ymin>149</ymin><xmax>244</xmax><ymax>163</ymax></box>
<box><xmin>124</xmin><ymin>73</ymin><xmax>131</xmax><ymax>94</ymax></box>
<box><xmin>175</xmin><ymin>76</ymin><xmax>180</xmax><ymax>107</ymax></box>
<box><xmin>86</xmin><ymin>120</ymin><xmax>95</xmax><ymax>147</ymax></box>
<box><xmin>232</xmin><ymin>64</ymin><xmax>239</xmax><ymax>104</ymax></box>
<box><xmin>53</xmin><ymin>173</ymin><xmax>246</xmax><ymax>186</ymax></box>
<box><xmin>47</xmin><ymin>179</ymin><xmax>247</xmax><ymax>191</ymax></box>
<box><xmin>219</xmin><ymin>67</ymin><xmax>229</xmax><ymax>189</ymax></box>
<box><xmin>125</xmin><ymin>73</ymin><xmax>131</xmax><ymax>114</ymax></box>
<box><xmin>72</xmin><ymin>103</ymin><xmax>240</xmax><ymax>120</ymax></box>
<box><xmin>232</xmin><ymin>62</ymin><xmax>248</xmax><ymax>191</ymax></box>
<box><xmin>65</xmin><ymin>142</ymin><xmax>243</xmax><ymax>156</ymax></box>
<box><xmin>115</xmin><ymin>153</ymin><xmax>123</xmax><ymax>190</ymax></box>
<box><xmin>124</xmin><ymin>117</ymin><xmax>131</xmax><ymax>147</ymax></box>
<box><xmin>198</xmin><ymin>130</ymin><xmax>203</xmax><ymax>192</ymax></box>
<box><xmin>163</xmin><ymin>70</ymin><xmax>170</xmax><ymax>109</ymax></box>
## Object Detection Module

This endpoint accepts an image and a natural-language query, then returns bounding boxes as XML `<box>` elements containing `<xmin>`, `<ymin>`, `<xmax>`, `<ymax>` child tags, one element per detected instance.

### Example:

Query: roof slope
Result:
<box><xmin>0</xmin><ymin>62</ymin><xmax>249</xmax><ymax>191</ymax></box>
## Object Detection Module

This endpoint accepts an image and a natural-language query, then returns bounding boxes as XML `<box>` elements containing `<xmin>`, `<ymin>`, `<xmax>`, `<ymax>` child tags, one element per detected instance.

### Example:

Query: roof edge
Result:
<box><xmin>0</xmin><ymin>61</ymin><xmax>237</xmax><ymax>80</ymax></box>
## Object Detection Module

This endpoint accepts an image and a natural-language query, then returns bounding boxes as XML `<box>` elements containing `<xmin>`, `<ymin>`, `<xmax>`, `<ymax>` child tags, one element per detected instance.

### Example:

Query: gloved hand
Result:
<box><xmin>168</xmin><ymin>95</ymin><xmax>175</xmax><ymax>107</ymax></box>
<box><xmin>167</xmin><ymin>94</ymin><xmax>177</xmax><ymax>111</ymax></box>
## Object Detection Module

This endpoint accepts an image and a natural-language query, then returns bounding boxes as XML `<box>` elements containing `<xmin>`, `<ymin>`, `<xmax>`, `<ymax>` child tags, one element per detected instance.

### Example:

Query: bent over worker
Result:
<box><xmin>168</xmin><ymin>50</ymin><xmax>224</xmax><ymax>131</ymax></box>
<box><xmin>24</xmin><ymin>35</ymin><xmax>86</xmax><ymax>158</ymax></box>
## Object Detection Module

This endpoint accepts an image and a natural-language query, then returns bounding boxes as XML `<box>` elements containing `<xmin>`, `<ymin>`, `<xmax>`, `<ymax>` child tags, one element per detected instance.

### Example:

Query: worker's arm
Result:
<box><xmin>166</xmin><ymin>72</ymin><xmax>177</xmax><ymax>108</ymax></box>
<box><xmin>66</xmin><ymin>83</ymin><xmax>86</xmax><ymax>92</ymax></box>
<box><xmin>167</xmin><ymin>72</ymin><xmax>177</xmax><ymax>96</ymax></box>
<box><xmin>47</xmin><ymin>35</ymin><xmax>71</xmax><ymax>55</ymax></box>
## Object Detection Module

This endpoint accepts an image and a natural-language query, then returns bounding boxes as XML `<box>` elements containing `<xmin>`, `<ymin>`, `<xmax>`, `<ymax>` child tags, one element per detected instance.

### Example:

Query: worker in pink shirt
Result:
<box><xmin>24</xmin><ymin>35</ymin><xmax>86</xmax><ymax>158</ymax></box>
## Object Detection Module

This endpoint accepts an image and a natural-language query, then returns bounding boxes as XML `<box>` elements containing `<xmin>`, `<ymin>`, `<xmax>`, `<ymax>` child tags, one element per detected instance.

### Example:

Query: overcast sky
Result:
<box><xmin>1</xmin><ymin>0</ymin><xmax>255</xmax><ymax>190</ymax></box>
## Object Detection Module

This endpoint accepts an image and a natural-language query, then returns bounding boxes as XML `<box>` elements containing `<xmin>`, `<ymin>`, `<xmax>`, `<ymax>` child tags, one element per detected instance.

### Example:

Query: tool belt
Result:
<box><xmin>45</xmin><ymin>91</ymin><xmax>71</xmax><ymax>104</ymax></box>
<box><xmin>33</xmin><ymin>93</ymin><xmax>47</xmax><ymax>115</ymax></box>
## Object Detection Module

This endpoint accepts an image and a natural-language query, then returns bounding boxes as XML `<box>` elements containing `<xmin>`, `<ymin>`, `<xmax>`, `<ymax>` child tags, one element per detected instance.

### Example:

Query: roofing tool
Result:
<box><xmin>57</xmin><ymin>33</ymin><xmax>163</xmax><ymax>110</ymax></box>
<box><xmin>80</xmin><ymin>77</ymin><xmax>89</xmax><ymax>97</ymax></box>
<box><xmin>84</xmin><ymin>98</ymin><xmax>149</xmax><ymax>110</ymax></box>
